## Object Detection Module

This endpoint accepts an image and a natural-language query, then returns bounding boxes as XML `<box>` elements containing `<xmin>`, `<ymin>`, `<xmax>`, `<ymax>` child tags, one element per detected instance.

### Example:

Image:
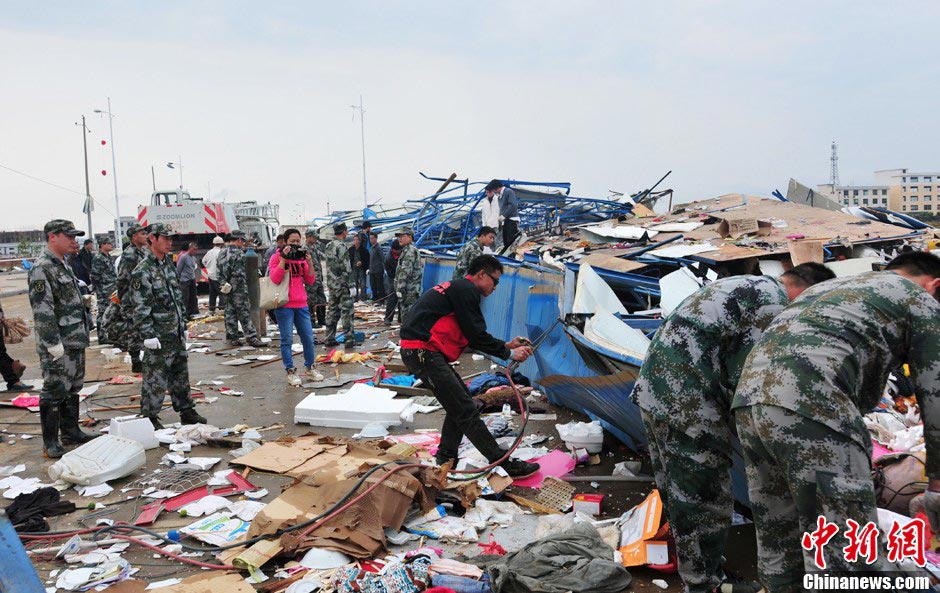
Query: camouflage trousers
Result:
<box><xmin>642</xmin><ymin>410</ymin><xmax>733</xmax><ymax>593</ymax></box>
<box><xmin>306</xmin><ymin>282</ymin><xmax>326</xmax><ymax>326</ymax></box>
<box><xmin>119</xmin><ymin>302</ymin><xmax>142</xmax><ymax>356</ymax></box>
<box><xmin>224</xmin><ymin>289</ymin><xmax>257</xmax><ymax>340</ymax></box>
<box><xmin>39</xmin><ymin>348</ymin><xmax>85</xmax><ymax>405</ymax></box>
<box><xmin>399</xmin><ymin>290</ymin><xmax>420</xmax><ymax>323</ymax></box>
<box><xmin>735</xmin><ymin>404</ymin><xmax>893</xmax><ymax>593</ymax></box>
<box><xmin>325</xmin><ymin>284</ymin><xmax>353</xmax><ymax>342</ymax></box>
<box><xmin>141</xmin><ymin>337</ymin><xmax>195</xmax><ymax>417</ymax></box>
<box><xmin>94</xmin><ymin>290</ymin><xmax>110</xmax><ymax>334</ymax></box>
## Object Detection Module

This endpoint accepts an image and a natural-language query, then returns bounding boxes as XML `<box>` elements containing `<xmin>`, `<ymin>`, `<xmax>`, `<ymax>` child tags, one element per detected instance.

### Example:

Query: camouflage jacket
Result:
<box><xmin>217</xmin><ymin>245</ymin><xmax>248</xmax><ymax>291</ymax></box>
<box><xmin>90</xmin><ymin>253</ymin><xmax>117</xmax><ymax>295</ymax></box>
<box><xmin>130</xmin><ymin>250</ymin><xmax>186</xmax><ymax>342</ymax></box>
<box><xmin>453</xmin><ymin>238</ymin><xmax>483</xmax><ymax>280</ymax></box>
<box><xmin>732</xmin><ymin>271</ymin><xmax>940</xmax><ymax>476</ymax></box>
<box><xmin>306</xmin><ymin>241</ymin><xmax>325</xmax><ymax>292</ymax></box>
<box><xmin>632</xmin><ymin>275</ymin><xmax>788</xmax><ymax>435</ymax></box>
<box><xmin>27</xmin><ymin>247</ymin><xmax>90</xmax><ymax>351</ymax></box>
<box><xmin>324</xmin><ymin>239</ymin><xmax>352</xmax><ymax>290</ymax></box>
<box><xmin>395</xmin><ymin>243</ymin><xmax>423</xmax><ymax>296</ymax></box>
<box><xmin>117</xmin><ymin>244</ymin><xmax>144</xmax><ymax>302</ymax></box>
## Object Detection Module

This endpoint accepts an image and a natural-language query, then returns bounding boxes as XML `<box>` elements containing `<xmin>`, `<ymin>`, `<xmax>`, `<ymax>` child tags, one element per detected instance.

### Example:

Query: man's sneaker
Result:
<box><xmin>146</xmin><ymin>415</ymin><xmax>164</xmax><ymax>430</ymax></box>
<box><xmin>501</xmin><ymin>458</ymin><xmax>540</xmax><ymax>479</ymax></box>
<box><xmin>227</xmin><ymin>339</ymin><xmax>243</xmax><ymax>347</ymax></box>
<box><xmin>304</xmin><ymin>366</ymin><xmax>324</xmax><ymax>382</ymax></box>
<box><xmin>180</xmin><ymin>409</ymin><xmax>207</xmax><ymax>425</ymax></box>
<box><xmin>286</xmin><ymin>368</ymin><xmax>302</xmax><ymax>387</ymax></box>
<box><xmin>246</xmin><ymin>337</ymin><xmax>264</xmax><ymax>347</ymax></box>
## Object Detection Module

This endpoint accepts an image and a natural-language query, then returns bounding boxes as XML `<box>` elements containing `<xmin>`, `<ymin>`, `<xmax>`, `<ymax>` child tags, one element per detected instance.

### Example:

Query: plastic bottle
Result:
<box><xmin>48</xmin><ymin>435</ymin><xmax>146</xmax><ymax>486</ymax></box>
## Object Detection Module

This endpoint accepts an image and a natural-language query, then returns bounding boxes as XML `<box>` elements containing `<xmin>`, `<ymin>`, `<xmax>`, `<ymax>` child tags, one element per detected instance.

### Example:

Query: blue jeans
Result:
<box><xmin>273</xmin><ymin>306</ymin><xmax>315</xmax><ymax>370</ymax></box>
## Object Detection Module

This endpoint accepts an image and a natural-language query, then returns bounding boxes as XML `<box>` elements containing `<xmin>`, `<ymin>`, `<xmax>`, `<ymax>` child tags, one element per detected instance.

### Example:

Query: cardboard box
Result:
<box><xmin>618</xmin><ymin>489</ymin><xmax>665</xmax><ymax>566</ymax></box>
<box><xmin>572</xmin><ymin>493</ymin><xmax>604</xmax><ymax>516</ymax></box>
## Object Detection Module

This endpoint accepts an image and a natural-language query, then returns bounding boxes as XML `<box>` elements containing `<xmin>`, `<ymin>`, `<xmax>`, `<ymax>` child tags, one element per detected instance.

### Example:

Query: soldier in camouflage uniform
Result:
<box><xmin>117</xmin><ymin>224</ymin><xmax>149</xmax><ymax>372</ymax></box>
<box><xmin>305</xmin><ymin>229</ymin><xmax>327</xmax><ymax>328</ymax></box>
<box><xmin>89</xmin><ymin>237</ymin><xmax>116</xmax><ymax>339</ymax></box>
<box><xmin>452</xmin><ymin>226</ymin><xmax>497</xmax><ymax>281</ymax></box>
<box><xmin>732</xmin><ymin>252</ymin><xmax>940</xmax><ymax>593</ymax></box>
<box><xmin>217</xmin><ymin>230</ymin><xmax>263</xmax><ymax>347</ymax></box>
<box><xmin>28</xmin><ymin>220</ymin><xmax>97</xmax><ymax>458</ymax></box>
<box><xmin>130</xmin><ymin>224</ymin><xmax>207</xmax><ymax>429</ymax></box>
<box><xmin>632</xmin><ymin>263</ymin><xmax>835</xmax><ymax>593</ymax></box>
<box><xmin>324</xmin><ymin>223</ymin><xmax>356</xmax><ymax>347</ymax></box>
<box><xmin>394</xmin><ymin>229</ymin><xmax>423</xmax><ymax>322</ymax></box>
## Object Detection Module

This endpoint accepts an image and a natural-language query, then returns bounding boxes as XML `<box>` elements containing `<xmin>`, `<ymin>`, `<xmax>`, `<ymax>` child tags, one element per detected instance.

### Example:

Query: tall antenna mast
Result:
<box><xmin>829</xmin><ymin>140</ymin><xmax>840</xmax><ymax>187</ymax></box>
<box><xmin>351</xmin><ymin>95</ymin><xmax>368</xmax><ymax>208</ymax></box>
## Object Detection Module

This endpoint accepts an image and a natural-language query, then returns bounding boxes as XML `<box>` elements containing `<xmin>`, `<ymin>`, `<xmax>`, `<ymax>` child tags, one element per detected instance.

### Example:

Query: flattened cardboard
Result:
<box><xmin>619</xmin><ymin>489</ymin><xmax>664</xmax><ymax>566</ymax></box>
<box><xmin>230</xmin><ymin>436</ymin><xmax>327</xmax><ymax>473</ymax></box>
<box><xmin>716</xmin><ymin>217</ymin><xmax>772</xmax><ymax>239</ymax></box>
<box><xmin>788</xmin><ymin>238</ymin><xmax>825</xmax><ymax>266</ymax></box>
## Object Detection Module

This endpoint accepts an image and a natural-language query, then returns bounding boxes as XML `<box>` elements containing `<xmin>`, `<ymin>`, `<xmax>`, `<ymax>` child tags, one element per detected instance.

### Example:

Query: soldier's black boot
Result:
<box><xmin>130</xmin><ymin>351</ymin><xmax>142</xmax><ymax>373</ymax></box>
<box><xmin>60</xmin><ymin>395</ymin><xmax>96</xmax><ymax>445</ymax></box>
<box><xmin>40</xmin><ymin>402</ymin><xmax>65</xmax><ymax>459</ymax></box>
<box><xmin>180</xmin><ymin>409</ymin><xmax>207</xmax><ymax>425</ymax></box>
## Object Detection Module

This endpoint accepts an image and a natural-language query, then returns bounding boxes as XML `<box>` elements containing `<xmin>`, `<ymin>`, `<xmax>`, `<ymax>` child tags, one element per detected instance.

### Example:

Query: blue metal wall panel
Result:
<box><xmin>422</xmin><ymin>257</ymin><xmax>591</xmax><ymax>379</ymax></box>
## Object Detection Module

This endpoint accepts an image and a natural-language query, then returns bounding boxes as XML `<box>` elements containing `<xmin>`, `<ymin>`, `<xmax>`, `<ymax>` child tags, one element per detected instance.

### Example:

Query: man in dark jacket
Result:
<box><xmin>384</xmin><ymin>239</ymin><xmax>401</xmax><ymax>324</ymax></box>
<box><xmin>485</xmin><ymin>180</ymin><xmax>520</xmax><ymax>248</ymax></box>
<box><xmin>399</xmin><ymin>254</ymin><xmax>538</xmax><ymax>478</ymax></box>
<box><xmin>368</xmin><ymin>232</ymin><xmax>386</xmax><ymax>302</ymax></box>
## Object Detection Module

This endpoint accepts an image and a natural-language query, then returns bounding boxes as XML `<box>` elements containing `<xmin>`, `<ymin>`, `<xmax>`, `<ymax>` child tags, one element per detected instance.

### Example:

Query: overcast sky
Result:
<box><xmin>2</xmin><ymin>1</ymin><xmax>938</xmax><ymax>232</ymax></box>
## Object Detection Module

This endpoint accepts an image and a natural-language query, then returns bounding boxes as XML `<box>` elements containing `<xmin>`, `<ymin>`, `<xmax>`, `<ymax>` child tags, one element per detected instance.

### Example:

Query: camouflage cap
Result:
<box><xmin>304</xmin><ymin>228</ymin><xmax>317</xmax><ymax>237</ymax></box>
<box><xmin>228</xmin><ymin>230</ymin><xmax>247</xmax><ymax>240</ymax></box>
<box><xmin>99</xmin><ymin>237</ymin><xmax>113</xmax><ymax>246</ymax></box>
<box><xmin>43</xmin><ymin>219</ymin><xmax>85</xmax><ymax>237</ymax></box>
<box><xmin>398</xmin><ymin>228</ymin><xmax>415</xmax><ymax>237</ymax></box>
<box><xmin>126</xmin><ymin>224</ymin><xmax>146</xmax><ymax>238</ymax></box>
<box><xmin>146</xmin><ymin>223</ymin><xmax>177</xmax><ymax>236</ymax></box>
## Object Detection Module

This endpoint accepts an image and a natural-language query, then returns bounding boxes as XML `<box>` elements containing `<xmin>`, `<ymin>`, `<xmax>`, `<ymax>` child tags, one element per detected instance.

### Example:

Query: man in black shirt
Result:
<box><xmin>400</xmin><ymin>254</ymin><xmax>538</xmax><ymax>478</ymax></box>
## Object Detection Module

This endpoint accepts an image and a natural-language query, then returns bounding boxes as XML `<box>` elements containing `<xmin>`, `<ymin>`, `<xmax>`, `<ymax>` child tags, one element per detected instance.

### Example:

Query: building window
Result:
<box><xmin>925</xmin><ymin>186</ymin><xmax>932</xmax><ymax>192</ymax></box>
<box><xmin>853</xmin><ymin>190</ymin><xmax>859</xmax><ymax>196</ymax></box>
<box><xmin>911</xmin><ymin>196</ymin><xmax>919</xmax><ymax>202</ymax></box>
<box><xmin>925</xmin><ymin>196</ymin><xmax>932</xmax><ymax>202</ymax></box>
<box><xmin>862</xmin><ymin>189</ymin><xmax>868</xmax><ymax>195</ymax></box>
<box><xmin>912</xmin><ymin>186</ymin><xmax>918</xmax><ymax>192</ymax></box>
<box><xmin>862</xmin><ymin>198</ymin><xmax>869</xmax><ymax>205</ymax></box>
<box><xmin>843</xmin><ymin>190</ymin><xmax>849</xmax><ymax>197</ymax></box>
<box><xmin>843</xmin><ymin>199</ymin><xmax>850</xmax><ymax>205</ymax></box>
<box><xmin>853</xmin><ymin>198</ymin><xmax>859</xmax><ymax>205</ymax></box>
<box><xmin>903</xmin><ymin>205</ymin><xmax>908</xmax><ymax>211</ymax></box>
<box><xmin>882</xmin><ymin>189</ymin><xmax>888</xmax><ymax>195</ymax></box>
<box><xmin>911</xmin><ymin>205</ymin><xmax>919</xmax><ymax>211</ymax></box>
<box><xmin>903</xmin><ymin>196</ymin><xmax>908</xmax><ymax>201</ymax></box>
<box><xmin>926</xmin><ymin>204</ymin><xmax>933</xmax><ymax>211</ymax></box>
<box><xmin>926</xmin><ymin>176</ymin><xmax>933</xmax><ymax>182</ymax></box>
<box><xmin>882</xmin><ymin>198</ymin><xmax>888</xmax><ymax>205</ymax></box>
<box><xmin>912</xmin><ymin>176</ymin><xmax>919</xmax><ymax>182</ymax></box>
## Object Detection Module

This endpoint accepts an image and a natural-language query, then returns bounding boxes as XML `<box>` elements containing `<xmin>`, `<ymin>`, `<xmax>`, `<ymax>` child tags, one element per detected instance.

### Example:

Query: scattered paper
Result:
<box><xmin>74</xmin><ymin>483</ymin><xmax>113</xmax><ymax>498</ymax></box>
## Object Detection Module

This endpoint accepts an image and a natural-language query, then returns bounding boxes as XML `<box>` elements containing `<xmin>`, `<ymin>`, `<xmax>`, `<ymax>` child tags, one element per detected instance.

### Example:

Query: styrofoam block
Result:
<box><xmin>294</xmin><ymin>383</ymin><xmax>415</xmax><ymax>429</ymax></box>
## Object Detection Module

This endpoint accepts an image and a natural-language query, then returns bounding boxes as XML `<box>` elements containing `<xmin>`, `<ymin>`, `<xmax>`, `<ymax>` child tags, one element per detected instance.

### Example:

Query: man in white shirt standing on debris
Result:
<box><xmin>480</xmin><ymin>185</ymin><xmax>501</xmax><ymax>248</ymax></box>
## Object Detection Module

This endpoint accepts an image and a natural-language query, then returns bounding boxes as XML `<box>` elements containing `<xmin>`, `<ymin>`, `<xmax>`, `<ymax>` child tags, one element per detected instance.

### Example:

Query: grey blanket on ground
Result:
<box><xmin>470</xmin><ymin>522</ymin><xmax>631</xmax><ymax>593</ymax></box>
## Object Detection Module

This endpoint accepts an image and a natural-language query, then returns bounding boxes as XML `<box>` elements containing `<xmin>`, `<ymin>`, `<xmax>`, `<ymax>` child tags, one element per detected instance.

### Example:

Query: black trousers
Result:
<box><xmin>370</xmin><ymin>272</ymin><xmax>386</xmax><ymax>302</ymax></box>
<box><xmin>180</xmin><ymin>280</ymin><xmax>198</xmax><ymax>319</ymax></box>
<box><xmin>384</xmin><ymin>279</ymin><xmax>398</xmax><ymax>324</ymax></box>
<box><xmin>401</xmin><ymin>348</ymin><xmax>503</xmax><ymax>463</ymax></box>
<box><xmin>0</xmin><ymin>338</ymin><xmax>18</xmax><ymax>389</ymax></box>
<box><xmin>502</xmin><ymin>218</ymin><xmax>519</xmax><ymax>247</ymax></box>
<box><xmin>208</xmin><ymin>278</ymin><xmax>222</xmax><ymax>313</ymax></box>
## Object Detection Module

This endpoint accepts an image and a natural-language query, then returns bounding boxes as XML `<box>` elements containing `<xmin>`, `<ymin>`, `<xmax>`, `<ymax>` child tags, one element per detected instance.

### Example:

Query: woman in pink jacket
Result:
<box><xmin>268</xmin><ymin>228</ymin><xmax>324</xmax><ymax>386</ymax></box>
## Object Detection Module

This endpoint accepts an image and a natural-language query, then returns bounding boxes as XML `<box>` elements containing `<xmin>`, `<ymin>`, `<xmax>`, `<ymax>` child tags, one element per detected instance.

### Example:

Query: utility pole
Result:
<box><xmin>77</xmin><ymin>115</ymin><xmax>94</xmax><ymax>244</ymax></box>
<box><xmin>151</xmin><ymin>165</ymin><xmax>156</xmax><ymax>191</ymax></box>
<box><xmin>178</xmin><ymin>155</ymin><xmax>184</xmax><ymax>189</ymax></box>
<box><xmin>351</xmin><ymin>95</ymin><xmax>368</xmax><ymax>207</ymax></box>
<box><xmin>94</xmin><ymin>98</ymin><xmax>122</xmax><ymax>251</ymax></box>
